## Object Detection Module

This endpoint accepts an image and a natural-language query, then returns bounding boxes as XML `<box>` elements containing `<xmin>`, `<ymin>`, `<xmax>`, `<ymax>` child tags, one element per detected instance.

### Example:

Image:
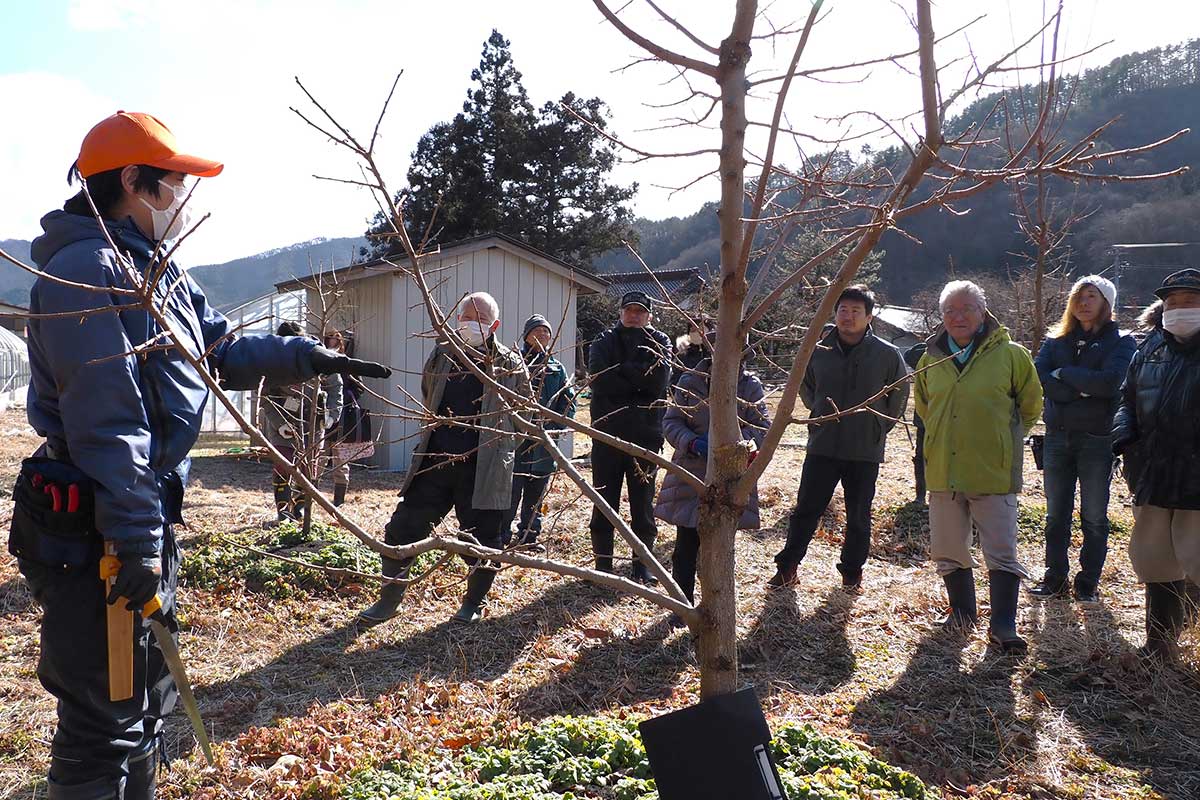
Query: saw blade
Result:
<box><xmin>147</xmin><ymin>617</ymin><xmax>214</xmax><ymax>766</ymax></box>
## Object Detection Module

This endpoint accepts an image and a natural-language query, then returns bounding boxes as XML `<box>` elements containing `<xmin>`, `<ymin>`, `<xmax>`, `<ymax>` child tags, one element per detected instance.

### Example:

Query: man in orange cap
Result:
<box><xmin>13</xmin><ymin>112</ymin><xmax>391</xmax><ymax>799</ymax></box>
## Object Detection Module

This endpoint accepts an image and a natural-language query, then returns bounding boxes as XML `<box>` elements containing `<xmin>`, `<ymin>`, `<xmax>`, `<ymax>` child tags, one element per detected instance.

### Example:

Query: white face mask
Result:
<box><xmin>1162</xmin><ymin>308</ymin><xmax>1200</xmax><ymax>340</ymax></box>
<box><xmin>138</xmin><ymin>179</ymin><xmax>192</xmax><ymax>242</ymax></box>
<box><xmin>457</xmin><ymin>318</ymin><xmax>490</xmax><ymax>347</ymax></box>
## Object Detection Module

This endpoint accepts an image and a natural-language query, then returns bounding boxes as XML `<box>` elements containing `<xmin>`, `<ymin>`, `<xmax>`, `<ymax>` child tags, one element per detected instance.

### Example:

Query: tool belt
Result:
<box><xmin>8</xmin><ymin>456</ymin><xmax>100</xmax><ymax>572</ymax></box>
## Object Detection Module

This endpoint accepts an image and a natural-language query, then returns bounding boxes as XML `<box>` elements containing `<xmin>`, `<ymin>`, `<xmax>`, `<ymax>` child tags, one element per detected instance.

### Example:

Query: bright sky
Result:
<box><xmin>1</xmin><ymin>1</ymin><xmax>1194</xmax><ymax>265</ymax></box>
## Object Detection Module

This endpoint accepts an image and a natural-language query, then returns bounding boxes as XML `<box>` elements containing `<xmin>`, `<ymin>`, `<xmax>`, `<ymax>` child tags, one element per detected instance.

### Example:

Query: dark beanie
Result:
<box><xmin>522</xmin><ymin>313</ymin><xmax>553</xmax><ymax>342</ymax></box>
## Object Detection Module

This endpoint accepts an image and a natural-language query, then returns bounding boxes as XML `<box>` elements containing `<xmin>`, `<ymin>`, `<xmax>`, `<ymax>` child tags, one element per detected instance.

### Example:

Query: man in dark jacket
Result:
<box><xmin>587</xmin><ymin>290</ymin><xmax>673</xmax><ymax>582</ymax></box>
<box><xmin>15</xmin><ymin>111</ymin><xmax>390</xmax><ymax>799</ymax></box>
<box><xmin>504</xmin><ymin>313</ymin><xmax>575</xmax><ymax>551</ymax></box>
<box><xmin>769</xmin><ymin>285</ymin><xmax>909</xmax><ymax>591</ymax></box>
<box><xmin>1113</xmin><ymin>268</ymin><xmax>1200</xmax><ymax>663</ymax></box>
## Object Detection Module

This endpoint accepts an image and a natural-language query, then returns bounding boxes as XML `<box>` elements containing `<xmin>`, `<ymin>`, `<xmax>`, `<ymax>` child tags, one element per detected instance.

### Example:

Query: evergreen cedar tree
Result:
<box><xmin>364</xmin><ymin>30</ymin><xmax>636</xmax><ymax>268</ymax></box>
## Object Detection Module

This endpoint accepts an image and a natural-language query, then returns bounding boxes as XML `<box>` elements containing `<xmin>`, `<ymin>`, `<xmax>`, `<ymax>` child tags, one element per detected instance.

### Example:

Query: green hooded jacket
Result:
<box><xmin>914</xmin><ymin>314</ymin><xmax>1043</xmax><ymax>495</ymax></box>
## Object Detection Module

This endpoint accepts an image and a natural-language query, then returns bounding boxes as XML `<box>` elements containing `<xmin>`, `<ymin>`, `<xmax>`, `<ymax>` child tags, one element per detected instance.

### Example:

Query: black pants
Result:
<box><xmin>503</xmin><ymin>472</ymin><xmax>552</xmax><ymax>546</ymax></box>
<box><xmin>588</xmin><ymin>440</ymin><xmax>660</xmax><ymax>563</ymax></box>
<box><xmin>384</xmin><ymin>456</ymin><xmax>504</xmax><ymax>572</ymax></box>
<box><xmin>774</xmin><ymin>453</ymin><xmax>880</xmax><ymax>582</ymax></box>
<box><xmin>672</xmin><ymin>526</ymin><xmax>700</xmax><ymax>603</ymax></box>
<box><xmin>18</xmin><ymin>527</ymin><xmax>180</xmax><ymax>794</ymax></box>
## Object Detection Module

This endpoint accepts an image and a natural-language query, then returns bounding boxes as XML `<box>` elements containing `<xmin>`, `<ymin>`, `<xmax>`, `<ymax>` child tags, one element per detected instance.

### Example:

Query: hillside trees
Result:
<box><xmin>363</xmin><ymin>30</ymin><xmax>636</xmax><ymax>266</ymax></box>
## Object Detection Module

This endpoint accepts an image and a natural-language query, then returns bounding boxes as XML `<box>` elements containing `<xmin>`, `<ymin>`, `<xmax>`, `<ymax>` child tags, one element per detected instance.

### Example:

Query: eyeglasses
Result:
<box><xmin>943</xmin><ymin>306</ymin><xmax>980</xmax><ymax>319</ymax></box>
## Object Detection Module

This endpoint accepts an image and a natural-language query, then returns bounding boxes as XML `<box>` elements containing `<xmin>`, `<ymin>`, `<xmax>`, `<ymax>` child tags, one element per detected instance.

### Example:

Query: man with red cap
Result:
<box><xmin>13</xmin><ymin>112</ymin><xmax>390</xmax><ymax>799</ymax></box>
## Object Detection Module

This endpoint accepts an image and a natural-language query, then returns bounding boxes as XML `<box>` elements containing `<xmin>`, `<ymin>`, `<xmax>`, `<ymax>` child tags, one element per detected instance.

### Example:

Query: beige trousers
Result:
<box><xmin>928</xmin><ymin>491</ymin><xmax>1029</xmax><ymax>578</ymax></box>
<box><xmin>1129</xmin><ymin>504</ymin><xmax>1200</xmax><ymax>583</ymax></box>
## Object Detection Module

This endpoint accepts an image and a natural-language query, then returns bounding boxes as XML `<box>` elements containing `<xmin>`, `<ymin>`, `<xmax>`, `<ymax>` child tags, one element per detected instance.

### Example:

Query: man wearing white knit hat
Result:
<box><xmin>1031</xmin><ymin>274</ymin><xmax>1136</xmax><ymax>602</ymax></box>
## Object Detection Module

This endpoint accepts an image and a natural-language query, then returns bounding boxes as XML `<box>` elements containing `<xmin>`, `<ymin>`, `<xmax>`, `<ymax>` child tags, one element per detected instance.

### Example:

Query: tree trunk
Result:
<box><xmin>695</xmin><ymin>471</ymin><xmax>742</xmax><ymax>698</ymax></box>
<box><xmin>694</xmin><ymin>0</ymin><xmax>757</xmax><ymax>700</ymax></box>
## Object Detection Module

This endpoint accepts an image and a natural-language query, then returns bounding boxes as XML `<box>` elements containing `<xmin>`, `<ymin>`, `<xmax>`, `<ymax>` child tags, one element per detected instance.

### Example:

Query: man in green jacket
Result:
<box><xmin>915</xmin><ymin>280</ymin><xmax>1043</xmax><ymax>654</ymax></box>
<box><xmin>358</xmin><ymin>292</ymin><xmax>531</xmax><ymax>626</ymax></box>
<box><xmin>769</xmin><ymin>285</ymin><xmax>909</xmax><ymax>591</ymax></box>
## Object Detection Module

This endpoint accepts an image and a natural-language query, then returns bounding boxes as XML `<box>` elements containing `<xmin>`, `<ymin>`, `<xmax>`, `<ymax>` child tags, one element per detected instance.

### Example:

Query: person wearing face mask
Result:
<box><xmin>502</xmin><ymin>314</ymin><xmax>576</xmax><ymax>552</ymax></box>
<box><xmin>16</xmin><ymin>111</ymin><xmax>391</xmax><ymax>800</ymax></box>
<box><xmin>358</xmin><ymin>292</ymin><xmax>531</xmax><ymax>626</ymax></box>
<box><xmin>1113</xmin><ymin>268</ymin><xmax>1200</xmax><ymax>664</ymax></box>
<box><xmin>586</xmin><ymin>291</ymin><xmax>673</xmax><ymax>582</ymax></box>
<box><xmin>1030</xmin><ymin>276</ymin><xmax>1136</xmax><ymax>604</ymax></box>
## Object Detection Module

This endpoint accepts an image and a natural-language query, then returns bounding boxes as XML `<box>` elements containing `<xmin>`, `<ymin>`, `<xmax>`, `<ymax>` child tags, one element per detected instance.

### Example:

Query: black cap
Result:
<box><xmin>621</xmin><ymin>290</ymin><xmax>653</xmax><ymax>310</ymax></box>
<box><xmin>522</xmin><ymin>313</ymin><xmax>553</xmax><ymax>341</ymax></box>
<box><xmin>1154</xmin><ymin>268</ymin><xmax>1200</xmax><ymax>299</ymax></box>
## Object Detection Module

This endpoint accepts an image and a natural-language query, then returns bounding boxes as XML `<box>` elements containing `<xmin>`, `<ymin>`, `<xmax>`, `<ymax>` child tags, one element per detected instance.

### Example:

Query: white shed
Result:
<box><xmin>277</xmin><ymin>233</ymin><xmax>606</xmax><ymax>471</ymax></box>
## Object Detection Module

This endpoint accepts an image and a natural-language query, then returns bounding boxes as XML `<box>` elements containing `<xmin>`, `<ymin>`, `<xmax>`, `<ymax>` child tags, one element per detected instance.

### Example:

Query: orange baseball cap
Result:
<box><xmin>77</xmin><ymin>111</ymin><xmax>224</xmax><ymax>179</ymax></box>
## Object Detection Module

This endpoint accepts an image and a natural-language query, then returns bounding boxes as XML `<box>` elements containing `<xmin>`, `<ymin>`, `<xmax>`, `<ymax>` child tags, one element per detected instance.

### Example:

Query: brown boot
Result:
<box><xmin>767</xmin><ymin>563</ymin><xmax>798</xmax><ymax>589</ymax></box>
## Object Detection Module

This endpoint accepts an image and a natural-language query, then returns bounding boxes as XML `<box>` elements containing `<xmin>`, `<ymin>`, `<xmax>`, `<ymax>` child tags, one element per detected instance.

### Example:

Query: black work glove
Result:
<box><xmin>309</xmin><ymin>346</ymin><xmax>392</xmax><ymax>379</ymax></box>
<box><xmin>107</xmin><ymin>555</ymin><xmax>162</xmax><ymax>611</ymax></box>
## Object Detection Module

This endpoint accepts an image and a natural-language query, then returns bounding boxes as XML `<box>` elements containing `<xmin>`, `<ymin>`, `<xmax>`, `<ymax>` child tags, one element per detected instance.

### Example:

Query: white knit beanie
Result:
<box><xmin>1071</xmin><ymin>275</ymin><xmax>1117</xmax><ymax>311</ymax></box>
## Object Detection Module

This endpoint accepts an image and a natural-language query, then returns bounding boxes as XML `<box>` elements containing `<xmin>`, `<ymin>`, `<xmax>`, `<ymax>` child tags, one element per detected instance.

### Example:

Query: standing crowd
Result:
<box><xmin>9</xmin><ymin>110</ymin><xmax>1200</xmax><ymax>798</ymax></box>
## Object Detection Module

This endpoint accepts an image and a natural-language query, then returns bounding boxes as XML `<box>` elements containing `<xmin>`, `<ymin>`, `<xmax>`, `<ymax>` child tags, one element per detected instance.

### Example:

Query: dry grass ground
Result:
<box><xmin>1</xmin><ymin>400</ymin><xmax>1198</xmax><ymax>799</ymax></box>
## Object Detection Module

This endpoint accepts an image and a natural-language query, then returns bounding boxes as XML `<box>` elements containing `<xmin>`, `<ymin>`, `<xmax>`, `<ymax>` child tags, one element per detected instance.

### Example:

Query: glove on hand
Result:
<box><xmin>310</xmin><ymin>346</ymin><xmax>392</xmax><ymax>379</ymax></box>
<box><xmin>107</xmin><ymin>555</ymin><xmax>162</xmax><ymax>611</ymax></box>
<box><xmin>690</xmin><ymin>436</ymin><xmax>709</xmax><ymax>457</ymax></box>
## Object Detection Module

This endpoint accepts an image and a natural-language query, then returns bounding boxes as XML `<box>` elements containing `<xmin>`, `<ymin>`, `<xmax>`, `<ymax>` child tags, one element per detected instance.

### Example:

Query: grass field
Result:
<box><xmin>1</xmin><ymin>399</ymin><xmax>1197</xmax><ymax>799</ymax></box>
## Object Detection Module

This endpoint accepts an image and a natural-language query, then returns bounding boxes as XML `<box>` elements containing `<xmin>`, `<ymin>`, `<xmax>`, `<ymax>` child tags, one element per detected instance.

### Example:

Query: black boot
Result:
<box><xmin>358</xmin><ymin>557</ymin><xmax>409</xmax><ymax>626</ymax></box>
<box><xmin>630</xmin><ymin>559</ymin><xmax>659</xmax><ymax>585</ymax></box>
<box><xmin>44</xmin><ymin>775</ymin><xmax>121</xmax><ymax>799</ymax></box>
<box><xmin>1028</xmin><ymin>573</ymin><xmax>1070</xmax><ymax>599</ymax></box>
<box><xmin>1141</xmin><ymin>581</ymin><xmax>1186</xmax><ymax>664</ymax></box>
<box><xmin>1183</xmin><ymin>579</ymin><xmax>1200</xmax><ymax>627</ymax></box>
<box><xmin>123</xmin><ymin>744</ymin><xmax>157</xmax><ymax>800</ymax></box>
<box><xmin>453</xmin><ymin>568</ymin><xmax>496</xmax><ymax>623</ymax></box>
<box><xmin>942</xmin><ymin>568</ymin><xmax>977</xmax><ymax>629</ymax></box>
<box><xmin>333</xmin><ymin>483</ymin><xmax>347</xmax><ymax>507</ymax></box>
<box><xmin>273</xmin><ymin>481</ymin><xmax>294</xmax><ymax>522</ymax></box>
<box><xmin>988</xmin><ymin>570</ymin><xmax>1027</xmax><ymax>655</ymax></box>
<box><xmin>590</xmin><ymin>529</ymin><xmax>614</xmax><ymax>573</ymax></box>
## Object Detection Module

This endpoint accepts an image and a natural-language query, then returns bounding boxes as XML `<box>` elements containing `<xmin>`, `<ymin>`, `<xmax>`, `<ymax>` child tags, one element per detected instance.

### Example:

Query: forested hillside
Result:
<box><xmin>595</xmin><ymin>40</ymin><xmax>1200</xmax><ymax>308</ymax></box>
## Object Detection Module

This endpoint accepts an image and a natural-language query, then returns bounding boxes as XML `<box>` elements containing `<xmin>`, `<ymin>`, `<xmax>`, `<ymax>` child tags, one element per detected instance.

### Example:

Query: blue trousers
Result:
<box><xmin>1041</xmin><ymin>430</ymin><xmax>1115</xmax><ymax>591</ymax></box>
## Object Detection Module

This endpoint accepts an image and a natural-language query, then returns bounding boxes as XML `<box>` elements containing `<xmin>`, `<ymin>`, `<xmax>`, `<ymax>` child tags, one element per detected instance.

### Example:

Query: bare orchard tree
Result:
<box><xmin>284</xmin><ymin>0</ymin><xmax>1192</xmax><ymax>700</ymax></box>
<box><xmin>1002</xmin><ymin>0</ymin><xmax>1187</xmax><ymax>351</ymax></box>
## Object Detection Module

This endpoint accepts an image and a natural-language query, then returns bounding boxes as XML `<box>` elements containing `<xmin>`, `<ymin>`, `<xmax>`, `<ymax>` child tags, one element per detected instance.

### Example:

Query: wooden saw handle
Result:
<box><xmin>102</xmin><ymin>541</ymin><xmax>134</xmax><ymax>701</ymax></box>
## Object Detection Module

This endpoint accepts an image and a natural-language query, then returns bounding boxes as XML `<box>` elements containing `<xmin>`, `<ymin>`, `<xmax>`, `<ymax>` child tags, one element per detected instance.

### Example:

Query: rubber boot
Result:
<box><xmin>1141</xmin><ymin>581</ymin><xmax>1186</xmax><ymax>664</ymax></box>
<box><xmin>45</xmin><ymin>775</ymin><xmax>121</xmax><ymax>800</ymax></box>
<box><xmin>1183</xmin><ymin>579</ymin><xmax>1200</xmax><ymax>627</ymax></box>
<box><xmin>123</xmin><ymin>745</ymin><xmax>157</xmax><ymax>800</ymax></box>
<box><xmin>333</xmin><ymin>483</ymin><xmax>347</xmax><ymax>507</ymax></box>
<box><xmin>358</xmin><ymin>557</ymin><xmax>408</xmax><ymax>626</ymax></box>
<box><xmin>273</xmin><ymin>481</ymin><xmax>294</xmax><ymax>522</ymax></box>
<box><xmin>988</xmin><ymin>570</ymin><xmax>1028</xmax><ymax>655</ymax></box>
<box><xmin>453</xmin><ymin>568</ymin><xmax>496</xmax><ymax>623</ymax></box>
<box><xmin>941</xmin><ymin>568</ymin><xmax>977</xmax><ymax>629</ymax></box>
<box><xmin>591</xmin><ymin>529</ymin><xmax>614</xmax><ymax>574</ymax></box>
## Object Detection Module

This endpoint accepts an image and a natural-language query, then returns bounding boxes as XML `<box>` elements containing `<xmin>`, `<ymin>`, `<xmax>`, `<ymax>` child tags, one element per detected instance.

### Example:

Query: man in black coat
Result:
<box><xmin>587</xmin><ymin>291</ymin><xmax>673</xmax><ymax>582</ymax></box>
<box><xmin>769</xmin><ymin>285</ymin><xmax>909</xmax><ymax>591</ymax></box>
